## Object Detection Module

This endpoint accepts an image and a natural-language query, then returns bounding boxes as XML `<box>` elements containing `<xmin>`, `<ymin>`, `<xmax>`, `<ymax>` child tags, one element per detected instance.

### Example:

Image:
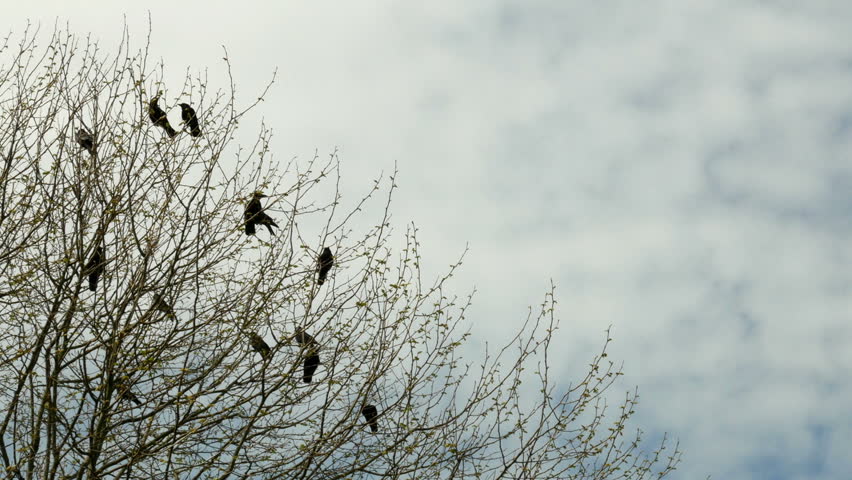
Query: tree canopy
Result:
<box><xmin>0</xmin><ymin>25</ymin><xmax>680</xmax><ymax>479</ymax></box>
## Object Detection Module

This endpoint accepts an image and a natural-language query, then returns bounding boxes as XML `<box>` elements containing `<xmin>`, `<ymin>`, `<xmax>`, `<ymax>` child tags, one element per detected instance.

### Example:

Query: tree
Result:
<box><xmin>0</xmin><ymin>25</ymin><xmax>681</xmax><ymax>479</ymax></box>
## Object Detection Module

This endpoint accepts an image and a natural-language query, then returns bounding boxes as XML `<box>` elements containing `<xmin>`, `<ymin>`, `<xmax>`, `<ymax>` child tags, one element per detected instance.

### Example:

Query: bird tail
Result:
<box><xmin>318</xmin><ymin>272</ymin><xmax>326</xmax><ymax>285</ymax></box>
<box><xmin>362</xmin><ymin>406</ymin><xmax>378</xmax><ymax>433</ymax></box>
<box><xmin>88</xmin><ymin>275</ymin><xmax>97</xmax><ymax>292</ymax></box>
<box><xmin>191</xmin><ymin>127</ymin><xmax>202</xmax><ymax>137</ymax></box>
<box><xmin>245</xmin><ymin>222</ymin><xmax>256</xmax><ymax>236</ymax></box>
<box><xmin>166</xmin><ymin>125</ymin><xmax>178</xmax><ymax>138</ymax></box>
<box><xmin>265</xmin><ymin>223</ymin><xmax>275</xmax><ymax>236</ymax></box>
<box><xmin>304</xmin><ymin>354</ymin><xmax>318</xmax><ymax>383</ymax></box>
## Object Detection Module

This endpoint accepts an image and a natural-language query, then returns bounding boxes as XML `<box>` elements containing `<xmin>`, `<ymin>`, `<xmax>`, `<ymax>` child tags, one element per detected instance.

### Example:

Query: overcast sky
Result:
<box><xmin>7</xmin><ymin>1</ymin><xmax>852</xmax><ymax>479</ymax></box>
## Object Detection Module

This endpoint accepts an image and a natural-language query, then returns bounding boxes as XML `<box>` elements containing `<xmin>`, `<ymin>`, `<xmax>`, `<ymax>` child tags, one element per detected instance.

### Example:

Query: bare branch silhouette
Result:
<box><xmin>0</xmin><ymin>24</ymin><xmax>681</xmax><ymax>480</ymax></box>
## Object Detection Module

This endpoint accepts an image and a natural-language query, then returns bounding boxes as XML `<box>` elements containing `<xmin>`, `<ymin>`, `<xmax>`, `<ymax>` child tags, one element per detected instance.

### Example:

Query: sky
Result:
<box><xmin>6</xmin><ymin>1</ymin><xmax>852</xmax><ymax>479</ymax></box>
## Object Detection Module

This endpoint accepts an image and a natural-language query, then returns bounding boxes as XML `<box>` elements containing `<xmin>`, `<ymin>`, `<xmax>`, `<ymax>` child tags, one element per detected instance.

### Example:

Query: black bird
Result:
<box><xmin>115</xmin><ymin>379</ymin><xmax>142</xmax><ymax>406</ymax></box>
<box><xmin>122</xmin><ymin>390</ymin><xmax>142</xmax><ymax>406</ymax></box>
<box><xmin>294</xmin><ymin>328</ymin><xmax>317</xmax><ymax>347</ymax></box>
<box><xmin>85</xmin><ymin>246</ymin><xmax>105</xmax><ymax>292</ymax></box>
<box><xmin>148</xmin><ymin>95</ymin><xmax>177</xmax><ymax>138</ymax></box>
<box><xmin>249</xmin><ymin>332</ymin><xmax>271</xmax><ymax>359</ymax></box>
<box><xmin>294</xmin><ymin>328</ymin><xmax>320</xmax><ymax>383</ymax></box>
<box><xmin>76</xmin><ymin>128</ymin><xmax>96</xmax><ymax>156</ymax></box>
<box><xmin>361</xmin><ymin>404</ymin><xmax>379</xmax><ymax>433</ymax></box>
<box><xmin>152</xmin><ymin>292</ymin><xmax>174</xmax><ymax>316</ymax></box>
<box><xmin>303</xmin><ymin>351</ymin><xmax>320</xmax><ymax>383</ymax></box>
<box><xmin>317</xmin><ymin>247</ymin><xmax>334</xmax><ymax>285</ymax></box>
<box><xmin>244</xmin><ymin>192</ymin><xmax>278</xmax><ymax>236</ymax></box>
<box><xmin>179</xmin><ymin>103</ymin><xmax>202</xmax><ymax>137</ymax></box>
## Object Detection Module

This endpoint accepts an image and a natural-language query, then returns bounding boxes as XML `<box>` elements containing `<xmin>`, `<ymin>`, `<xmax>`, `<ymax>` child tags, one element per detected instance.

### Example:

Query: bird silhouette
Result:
<box><xmin>148</xmin><ymin>95</ymin><xmax>177</xmax><ymax>138</ymax></box>
<box><xmin>244</xmin><ymin>192</ymin><xmax>278</xmax><ymax>236</ymax></box>
<box><xmin>249</xmin><ymin>332</ymin><xmax>271</xmax><ymax>359</ymax></box>
<box><xmin>303</xmin><ymin>352</ymin><xmax>320</xmax><ymax>383</ymax></box>
<box><xmin>361</xmin><ymin>404</ymin><xmax>379</xmax><ymax>433</ymax></box>
<box><xmin>122</xmin><ymin>390</ymin><xmax>142</xmax><ymax>406</ymax></box>
<box><xmin>76</xmin><ymin>128</ymin><xmax>96</xmax><ymax>156</ymax></box>
<box><xmin>294</xmin><ymin>328</ymin><xmax>316</xmax><ymax>346</ymax></box>
<box><xmin>317</xmin><ymin>247</ymin><xmax>334</xmax><ymax>285</ymax></box>
<box><xmin>294</xmin><ymin>328</ymin><xmax>320</xmax><ymax>383</ymax></box>
<box><xmin>152</xmin><ymin>292</ymin><xmax>174</xmax><ymax>316</ymax></box>
<box><xmin>85</xmin><ymin>245</ymin><xmax>104</xmax><ymax>292</ymax></box>
<box><xmin>115</xmin><ymin>379</ymin><xmax>142</xmax><ymax>406</ymax></box>
<box><xmin>179</xmin><ymin>103</ymin><xmax>202</xmax><ymax>137</ymax></box>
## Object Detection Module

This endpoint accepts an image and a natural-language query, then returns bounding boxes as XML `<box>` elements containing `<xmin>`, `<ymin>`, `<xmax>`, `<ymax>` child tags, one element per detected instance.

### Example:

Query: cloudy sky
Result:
<box><xmin>8</xmin><ymin>1</ymin><xmax>852</xmax><ymax>478</ymax></box>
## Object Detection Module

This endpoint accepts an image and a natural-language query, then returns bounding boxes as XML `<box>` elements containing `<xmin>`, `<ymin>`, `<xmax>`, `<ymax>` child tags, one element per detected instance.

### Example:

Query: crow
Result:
<box><xmin>85</xmin><ymin>246</ymin><xmax>105</xmax><ymax>292</ymax></box>
<box><xmin>122</xmin><ymin>390</ymin><xmax>142</xmax><ymax>406</ymax></box>
<box><xmin>148</xmin><ymin>95</ymin><xmax>177</xmax><ymax>138</ymax></box>
<box><xmin>115</xmin><ymin>380</ymin><xmax>142</xmax><ymax>406</ymax></box>
<box><xmin>361</xmin><ymin>404</ymin><xmax>379</xmax><ymax>433</ymax></box>
<box><xmin>294</xmin><ymin>328</ymin><xmax>317</xmax><ymax>347</ymax></box>
<box><xmin>152</xmin><ymin>292</ymin><xmax>174</xmax><ymax>316</ymax></box>
<box><xmin>244</xmin><ymin>192</ymin><xmax>278</xmax><ymax>236</ymax></box>
<box><xmin>179</xmin><ymin>103</ymin><xmax>202</xmax><ymax>137</ymax></box>
<box><xmin>303</xmin><ymin>352</ymin><xmax>320</xmax><ymax>383</ymax></box>
<box><xmin>294</xmin><ymin>328</ymin><xmax>320</xmax><ymax>383</ymax></box>
<box><xmin>317</xmin><ymin>247</ymin><xmax>334</xmax><ymax>285</ymax></box>
<box><xmin>76</xmin><ymin>128</ymin><xmax>96</xmax><ymax>156</ymax></box>
<box><xmin>249</xmin><ymin>332</ymin><xmax>271</xmax><ymax>359</ymax></box>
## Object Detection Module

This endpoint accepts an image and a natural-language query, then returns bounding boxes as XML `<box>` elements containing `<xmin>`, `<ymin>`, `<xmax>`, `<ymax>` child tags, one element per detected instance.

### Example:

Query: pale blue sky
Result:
<box><xmin>7</xmin><ymin>2</ymin><xmax>852</xmax><ymax>478</ymax></box>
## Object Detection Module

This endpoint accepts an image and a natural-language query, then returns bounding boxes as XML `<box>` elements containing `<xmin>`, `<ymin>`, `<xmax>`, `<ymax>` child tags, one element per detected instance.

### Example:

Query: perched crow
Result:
<box><xmin>317</xmin><ymin>247</ymin><xmax>334</xmax><ymax>285</ymax></box>
<box><xmin>303</xmin><ymin>352</ymin><xmax>320</xmax><ymax>383</ymax></box>
<box><xmin>148</xmin><ymin>95</ymin><xmax>177</xmax><ymax>138</ymax></box>
<box><xmin>294</xmin><ymin>328</ymin><xmax>320</xmax><ymax>383</ymax></box>
<box><xmin>249</xmin><ymin>332</ymin><xmax>271</xmax><ymax>359</ymax></box>
<box><xmin>122</xmin><ymin>390</ymin><xmax>142</xmax><ymax>406</ymax></box>
<box><xmin>85</xmin><ymin>246</ymin><xmax>105</xmax><ymax>292</ymax></box>
<box><xmin>361</xmin><ymin>404</ymin><xmax>379</xmax><ymax>433</ymax></box>
<box><xmin>294</xmin><ymin>328</ymin><xmax>317</xmax><ymax>347</ymax></box>
<box><xmin>115</xmin><ymin>380</ymin><xmax>142</xmax><ymax>406</ymax></box>
<box><xmin>76</xmin><ymin>128</ymin><xmax>96</xmax><ymax>156</ymax></box>
<box><xmin>179</xmin><ymin>103</ymin><xmax>202</xmax><ymax>137</ymax></box>
<box><xmin>152</xmin><ymin>292</ymin><xmax>174</xmax><ymax>316</ymax></box>
<box><xmin>244</xmin><ymin>192</ymin><xmax>278</xmax><ymax>236</ymax></box>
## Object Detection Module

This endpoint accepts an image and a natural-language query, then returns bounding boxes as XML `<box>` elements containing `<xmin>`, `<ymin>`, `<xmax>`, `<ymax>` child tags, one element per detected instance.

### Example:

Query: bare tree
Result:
<box><xmin>0</xmin><ymin>24</ymin><xmax>681</xmax><ymax>480</ymax></box>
